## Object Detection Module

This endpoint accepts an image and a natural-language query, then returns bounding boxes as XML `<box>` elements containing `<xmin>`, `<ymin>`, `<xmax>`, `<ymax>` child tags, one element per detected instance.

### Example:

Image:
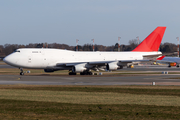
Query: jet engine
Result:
<box><xmin>72</xmin><ymin>64</ymin><xmax>87</xmax><ymax>73</ymax></box>
<box><xmin>44</xmin><ymin>69</ymin><xmax>55</xmax><ymax>72</ymax></box>
<box><xmin>168</xmin><ymin>62</ymin><xmax>176</xmax><ymax>67</ymax></box>
<box><xmin>106</xmin><ymin>62</ymin><xmax>120</xmax><ymax>71</ymax></box>
<box><xmin>170</xmin><ymin>63</ymin><xmax>176</xmax><ymax>66</ymax></box>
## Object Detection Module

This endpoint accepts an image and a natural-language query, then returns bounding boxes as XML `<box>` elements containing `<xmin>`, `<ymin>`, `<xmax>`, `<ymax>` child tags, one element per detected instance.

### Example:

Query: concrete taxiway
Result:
<box><xmin>0</xmin><ymin>63</ymin><xmax>180</xmax><ymax>85</ymax></box>
<box><xmin>0</xmin><ymin>74</ymin><xmax>180</xmax><ymax>85</ymax></box>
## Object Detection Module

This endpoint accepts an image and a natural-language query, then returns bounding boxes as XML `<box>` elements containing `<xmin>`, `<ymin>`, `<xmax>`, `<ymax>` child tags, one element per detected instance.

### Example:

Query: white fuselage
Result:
<box><xmin>4</xmin><ymin>48</ymin><xmax>161</xmax><ymax>69</ymax></box>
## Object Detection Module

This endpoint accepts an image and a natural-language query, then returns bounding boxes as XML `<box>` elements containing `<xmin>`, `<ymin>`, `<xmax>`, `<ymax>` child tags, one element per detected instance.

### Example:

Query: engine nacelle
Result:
<box><xmin>72</xmin><ymin>64</ymin><xmax>87</xmax><ymax>73</ymax></box>
<box><xmin>170</xmin><ymin>63</ymin><xmax>176</xmax><ymax>66</ymax></box>
<box><xmin>106</xmin><ymin>62</ymin><xmax>120</xmax><ymax>71</ymax></box>
<box><xmin>44</xmin><ymin>69</ymin><xmax>55</xmax><ymax>72</ymax></box>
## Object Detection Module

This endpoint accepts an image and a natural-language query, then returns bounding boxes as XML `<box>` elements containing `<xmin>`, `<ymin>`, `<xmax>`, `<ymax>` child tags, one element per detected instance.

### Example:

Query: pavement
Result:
<box><xmin>0</xmin><ymin>63</ymin><xmax>180</xmax><ymax>85</ymax></box>
<box><xmin>0</xmin><ymin>74</ymin><xmax>180</xmax><ymax>85</ymax></box>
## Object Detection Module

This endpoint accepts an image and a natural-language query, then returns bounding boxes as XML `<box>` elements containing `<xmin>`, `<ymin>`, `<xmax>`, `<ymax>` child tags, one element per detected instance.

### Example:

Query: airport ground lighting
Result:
<box><xmin>118</xmin><ymin>37</ymin><xmax>121</xmax><ymax>51</ymax></box>
<box><xmin>136</xmin><ymin>36</ymin><xmax>139</xmax><ymax>45</ymax></box>
<box><xmin>177</xmin><ymin>37</ymin><xmax>179</xmax><ymax>57</ymax></box>
<box><xmin>91</xmin><ymin>39</ymin><xmax>94</xmax><ymax>52</ymax></box>
<box><xmin>76</xmin><ymin>39</ymin><xmax>79</xmax><ymax>51</ymax></box>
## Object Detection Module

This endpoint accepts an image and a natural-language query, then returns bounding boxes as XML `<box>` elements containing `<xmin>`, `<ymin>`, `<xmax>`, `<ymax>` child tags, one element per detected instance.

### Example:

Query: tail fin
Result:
<box><xmin>132</xmin><ymin>26</ymin><xmax>166</xmax><ymax>52</ymax></box>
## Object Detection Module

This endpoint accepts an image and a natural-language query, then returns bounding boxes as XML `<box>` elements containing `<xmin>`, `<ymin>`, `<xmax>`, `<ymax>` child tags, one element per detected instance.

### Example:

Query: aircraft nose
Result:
<box><xmin>3</xmin><ymin>56</ymin><xmax>10</xmax><ymax>64</ymax></box>
<box><xmin>3</xmin><ymin>54</ymin><xmax>20</xmax><ymax>67</ymax></box>
<box><xmin>3</xmin><ymin>55</ymin><xmax>15</xmax><ymax>66</ymax></box>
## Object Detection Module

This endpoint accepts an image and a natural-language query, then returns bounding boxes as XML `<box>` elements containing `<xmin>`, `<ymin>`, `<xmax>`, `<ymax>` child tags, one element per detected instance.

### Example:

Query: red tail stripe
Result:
<box><xmin>156</xmin><ymin>56</ymin><xmax>165</xmax><ymax>60</ymax></box>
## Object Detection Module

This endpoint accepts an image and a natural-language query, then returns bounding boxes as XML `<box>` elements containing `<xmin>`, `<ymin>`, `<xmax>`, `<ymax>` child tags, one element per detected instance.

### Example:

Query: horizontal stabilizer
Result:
<box><xmin>156</xmin><ymin>56</ymin><xmax>165</xmax><ymax>60</ymax></box>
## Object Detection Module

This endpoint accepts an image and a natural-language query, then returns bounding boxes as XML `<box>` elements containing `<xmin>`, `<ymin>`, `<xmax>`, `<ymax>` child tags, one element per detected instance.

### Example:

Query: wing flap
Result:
<box><xmin>143</xmin><ymin>53</ymin><xmax>162</xmax><ymax>60</ymax></box>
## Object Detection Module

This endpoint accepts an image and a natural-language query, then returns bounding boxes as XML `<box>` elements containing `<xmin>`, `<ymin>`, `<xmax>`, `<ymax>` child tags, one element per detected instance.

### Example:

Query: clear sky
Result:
<box><xmin>0</xmin><ymin>0</ymin><xmax>180</xmax><ymax>46</ymax></box>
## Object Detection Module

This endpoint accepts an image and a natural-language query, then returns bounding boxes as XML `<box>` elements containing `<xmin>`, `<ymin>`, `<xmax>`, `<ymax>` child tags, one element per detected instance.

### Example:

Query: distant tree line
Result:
<box><xmin>0</xmin><ymin>40</ymin><xmax>179</xmax><ymax>57</ymax></box>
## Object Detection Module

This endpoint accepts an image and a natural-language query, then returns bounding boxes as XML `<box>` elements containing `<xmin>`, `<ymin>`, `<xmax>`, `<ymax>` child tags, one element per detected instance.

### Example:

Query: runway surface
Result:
<box><xmin>0</xmin><ymin>63</ymin><xmax>180</xmax><ymax>85</ymax></box>
<box><xmin>0</xmin><ymin>74</ymin><xmax>180</xmax><ymax>85</ymax></box>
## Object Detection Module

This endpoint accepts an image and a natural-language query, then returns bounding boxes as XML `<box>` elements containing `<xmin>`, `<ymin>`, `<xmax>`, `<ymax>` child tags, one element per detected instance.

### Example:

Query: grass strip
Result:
<box><xmin>0</xmin><ymin>99</ymin><xmax>180</xmax><ymax>120</ymax></box>
<box><xmin>1</xmin><ymin>85</ymin><xmax>180</xmax><ymax>97</ymax></box>
<box><xmin>0</xmin><ymin>89</ymin><xmax>179</xmax><ymax>106</ymax></box>
<box><xmin>0</xmin><ymin>85</ymin><xmax>180</xmax><ymax>119</ymax></box>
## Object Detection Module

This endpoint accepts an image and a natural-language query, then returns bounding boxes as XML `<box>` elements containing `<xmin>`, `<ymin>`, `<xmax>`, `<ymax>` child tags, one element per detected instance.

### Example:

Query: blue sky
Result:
<box><xmin>0</xmin><ymin>0</ymin><xmax>180</xmax><ymax>46</ymax></box>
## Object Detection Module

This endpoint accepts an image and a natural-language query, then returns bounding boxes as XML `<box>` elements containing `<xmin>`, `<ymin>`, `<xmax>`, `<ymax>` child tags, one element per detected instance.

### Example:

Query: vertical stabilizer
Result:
<box><xmin>132</xmin><ymin>27</ymin><xmax>166</xmax><ymax>52</ymax></box>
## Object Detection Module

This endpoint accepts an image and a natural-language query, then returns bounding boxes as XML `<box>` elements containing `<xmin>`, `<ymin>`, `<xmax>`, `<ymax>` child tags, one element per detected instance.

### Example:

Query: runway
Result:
<box><xmin>0</xmin><ymin>63</ymin><xmax>180</xmax><ymax>85</ymax></box>
<box><xmin>0</xmin><ymin>74</ymin><xmax>180</xmax><ymax>85</ymax></box>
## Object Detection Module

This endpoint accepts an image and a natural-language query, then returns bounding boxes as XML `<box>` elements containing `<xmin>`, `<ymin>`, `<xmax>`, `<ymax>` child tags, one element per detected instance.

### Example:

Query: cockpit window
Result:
<box><xmin>14</xmin><ymin>49</ymin><xmax>20</xmax><ymax>52</ymax></box>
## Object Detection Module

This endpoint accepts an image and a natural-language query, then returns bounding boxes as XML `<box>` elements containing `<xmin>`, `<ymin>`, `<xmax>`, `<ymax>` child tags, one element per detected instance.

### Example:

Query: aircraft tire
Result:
<box><xmin>69</xmin><ymin>72</ymin><xmax>76</xmax><ymax>75</ymax></box>
<box><xmin>89</xmin><ymin>72</ymin><xmax>92</xmax><ymax>75</ymax></box>
<box><xmin>80</xmin><ymin>71</ymin><xmax>92</xmax><ymax>75</ymax></box>
<box><xmin>20</xmin><ymin>72</ymin><xmax>24</xmax><ymax>76</ymax></box>
<box><xmin>80</xmin><ymin>72</ymin><xmax>84</xmax><ymax>75</ymax></box>
<box><xmin>69</xmin><ymin>72</ymin><xmax>73</xmax><ymax>75</ymax></box>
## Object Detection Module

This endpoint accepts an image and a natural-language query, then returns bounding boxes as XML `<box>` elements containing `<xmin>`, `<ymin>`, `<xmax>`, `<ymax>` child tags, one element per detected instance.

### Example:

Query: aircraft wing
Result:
<box><xmin>156</xmin><ymin>58</ymin><xmax>177</xmax><ymax>64</ymax></box>
<box><xmin>55</xmin><ymin>53</ymin><xmax>162</xmax><ymax>71</ymax></box>
<box><xmin>143</xmin><ymin>54</ymin><xmax>162</xmax><ymax>60</ymax></box>
<box><xmin>156</xmin><ymin>60</ymin><xmax>175</xmax><ymax>63</ymax></box>
<box><xmin>155</xmin><ymin>56</ymin><xmax>180</xmax><ymax>67</ymax></box>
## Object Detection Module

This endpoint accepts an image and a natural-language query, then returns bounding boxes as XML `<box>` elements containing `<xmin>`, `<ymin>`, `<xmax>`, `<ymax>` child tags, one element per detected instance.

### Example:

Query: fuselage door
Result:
<box><xmin>28</xmin><ymin>56</ymin><xmax>32</xmax><ymax>63</ymax></box>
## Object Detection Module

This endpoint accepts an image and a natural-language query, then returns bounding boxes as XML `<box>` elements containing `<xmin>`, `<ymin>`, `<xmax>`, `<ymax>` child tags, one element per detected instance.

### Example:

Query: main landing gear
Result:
<box><xmin>80</xmin><ymin>70</ymin><xmax>92</xmax><ymax>75</ymax></box>
<box><xmin>68</xmin><ymin>70</ymin><xmax>76</xmax><ymax>75</ymax></box>
<box><xmin>20</xmin><ymin>68</ymin><xmax>24</xmax><ymax>75</ymax></box>
<box><xmin>68</xmin><ymin>70</ymin><xmax>92</xmax><ymax>75</ymax></box>
<box><xmin>69</xmin><ymin>72</ymin><xmax>76</xmax><ymax>75</ymax></box>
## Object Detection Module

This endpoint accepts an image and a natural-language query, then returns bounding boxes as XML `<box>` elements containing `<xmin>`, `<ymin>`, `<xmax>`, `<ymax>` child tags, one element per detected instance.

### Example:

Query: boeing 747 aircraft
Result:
<box><xmin>3</xmin><ymin>27</ymin><xmax>166</xmax><ymax>75</ymax></box>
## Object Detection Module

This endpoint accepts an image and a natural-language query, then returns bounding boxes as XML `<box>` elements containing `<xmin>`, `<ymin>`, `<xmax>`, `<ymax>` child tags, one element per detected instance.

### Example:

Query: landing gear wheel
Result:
<box><xmin>89</xmin><ymin>72</ymin><xmax>92</xmax><ymax>75</ymax></box>
<box><xmin>20</xmin><ymin>72</ymin><xmax>24</xmax><ymax>76</ymax></box>
<box><xmin>19</xmin><ymin>68</ymin><xmax>24</xmax><ymax>76</ymax></box>
<box><xmin>68</xmin><ymin>69</ymin><xmax>76</xmax><ymax>75</ymax></box>
<box><xmin>80</xmin><ymin>71</ymin><xmax>92</xmax><ymax>75</ymax></box>
<box><xmin>80</xmin><ymin>72</ymin><xmax>84</xmax><ymax>75</ymax></box>
<box><xmin>69</xmin><ymin>72</ymin><xmax>76</xmax><ymax>75</ymax></box>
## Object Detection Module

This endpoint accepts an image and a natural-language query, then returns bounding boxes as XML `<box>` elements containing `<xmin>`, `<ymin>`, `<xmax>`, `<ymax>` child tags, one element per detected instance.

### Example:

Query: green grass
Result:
<box><xmin>0</xmin><ymin>85</ymin><xmax>180</xmax><ymax>119</ymax></box>
<box><xmin>0</xmin><ymin>89</ymin><xmax>180</xmax><ymax>106</ymax></box>
<box><xmin>2</xmin><ymin>85</ymin><xmax>180</xmax><ymax>96</ymax></box>
<box><xmin>0</xmin><ymin>99</ymin><xmax>180</xmax><ymax>120</ymax></box>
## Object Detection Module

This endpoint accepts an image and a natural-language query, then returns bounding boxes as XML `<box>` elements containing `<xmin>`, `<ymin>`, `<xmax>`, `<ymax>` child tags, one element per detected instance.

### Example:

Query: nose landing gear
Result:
<box><xmin>20</xmin><ymin>68</ymin><xmax>24</xmax><ymax>75</ymax></box>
